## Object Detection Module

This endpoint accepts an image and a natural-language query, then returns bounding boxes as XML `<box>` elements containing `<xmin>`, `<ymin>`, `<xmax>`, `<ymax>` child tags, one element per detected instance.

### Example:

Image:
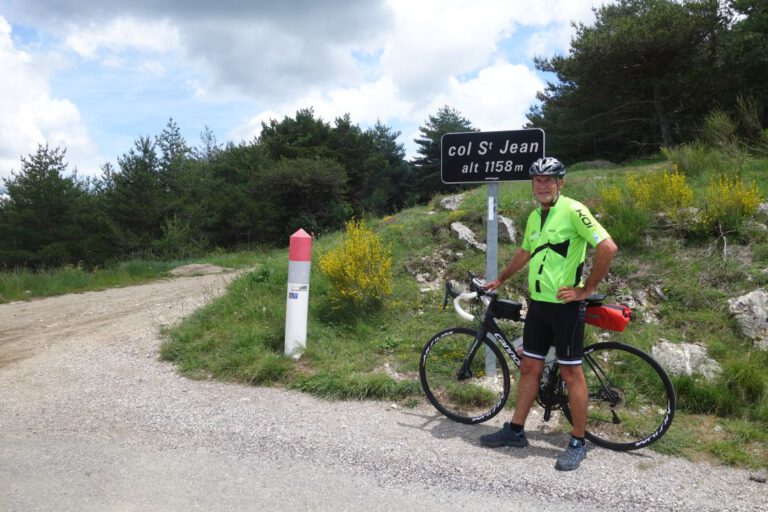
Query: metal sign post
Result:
<box><xmin>440</xmin><ymin>129</ymin><xmax>545</xmax><ymax>375</ymax></box>
<box><xmin>485</xmin><ymin>183</ymin><xmax>499</xmax><ymax>373</ymax></box>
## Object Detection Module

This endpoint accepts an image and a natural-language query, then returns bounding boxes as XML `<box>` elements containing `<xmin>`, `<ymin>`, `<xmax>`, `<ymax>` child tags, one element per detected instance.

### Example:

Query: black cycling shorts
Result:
<box><xmin>522</xmin><ymin>299</ymin><xmax>586</xmax><ymax>366</ymax></box>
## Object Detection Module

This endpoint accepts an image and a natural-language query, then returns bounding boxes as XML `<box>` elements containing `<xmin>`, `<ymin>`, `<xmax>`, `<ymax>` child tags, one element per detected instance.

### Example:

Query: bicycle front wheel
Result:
<box><xmin>564</xmin><ymin>342</ymin><xmax>676</xmax><ymax>451</ymax></box>
<box><xmin>419</xmin><ymin>327</ymin><xmax>510</xmax><ymax>424</ymax></box>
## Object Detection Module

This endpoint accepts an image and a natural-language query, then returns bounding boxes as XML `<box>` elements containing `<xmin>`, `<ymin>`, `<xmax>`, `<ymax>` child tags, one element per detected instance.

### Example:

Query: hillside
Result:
<box><xmin>161</xmin><ymin>158</ymin><xmax>766</xmax><ymax>469</ymax></box>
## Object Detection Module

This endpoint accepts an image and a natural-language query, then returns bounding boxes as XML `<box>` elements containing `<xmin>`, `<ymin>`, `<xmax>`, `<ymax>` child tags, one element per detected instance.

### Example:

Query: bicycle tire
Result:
<box><xmin>561</xmin><ymin>342</ymin><xmax>676</xmax><ymax>451</ymax></box>
<box><xmin>419</xmin><ymin>327</ymin><xmax>510</xmax><ymax>424</ymax></box>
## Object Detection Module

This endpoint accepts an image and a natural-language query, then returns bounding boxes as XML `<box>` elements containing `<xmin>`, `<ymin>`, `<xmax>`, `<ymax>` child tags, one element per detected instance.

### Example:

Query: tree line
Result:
<box><xmin>0</xmin><ymin>108</ymin><xmax>474</xmax><ymax>269</ymax></box>
<box><xmin>527</xmin><ymin>0</ymin><xmax>768</xmax><ymax>162</ymax></box>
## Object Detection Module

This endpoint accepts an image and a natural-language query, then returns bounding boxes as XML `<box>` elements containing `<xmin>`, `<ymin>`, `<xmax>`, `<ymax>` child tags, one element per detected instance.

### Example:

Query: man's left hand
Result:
<box><xmin>556</xmin><ymin>286</ymin><xmax>590</xmax><ymax>303</ymax></box>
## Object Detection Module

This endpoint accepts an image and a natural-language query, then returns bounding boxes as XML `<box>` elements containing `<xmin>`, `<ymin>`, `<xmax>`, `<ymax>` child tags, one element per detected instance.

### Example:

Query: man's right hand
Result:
<box><xmin>484</xmin><ymin>279</ymin><xmax>503</xmax><ymax>292</ymax></box>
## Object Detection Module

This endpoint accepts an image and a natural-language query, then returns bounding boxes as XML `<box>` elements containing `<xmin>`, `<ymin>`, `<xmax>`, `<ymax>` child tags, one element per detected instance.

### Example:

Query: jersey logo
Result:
<box><xmin>575</xmin><ymin>208</ymin><xmax>594</xmax><ymax>228</ymax></box>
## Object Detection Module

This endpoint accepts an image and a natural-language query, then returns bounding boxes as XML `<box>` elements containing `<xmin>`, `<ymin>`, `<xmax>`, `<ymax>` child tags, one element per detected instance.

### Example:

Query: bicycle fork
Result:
<box><xmin>456</xmin><ymin>329</ymin><xmax>488</xmax><ymax>381</ymax></box>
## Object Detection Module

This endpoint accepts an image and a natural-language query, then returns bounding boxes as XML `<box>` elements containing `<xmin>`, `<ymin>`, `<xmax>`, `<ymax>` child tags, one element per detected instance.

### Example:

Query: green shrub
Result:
<box><xmin>319</xmin><ymin>218</ymin><xmax>393</xmax><ymax>311</ymax></box>
<box><xmin>678</xmin><ymin>359</ymin><xmax>768</xmax><ymax>418</ymax></box>
<box><xmin>675</xmin><ymin>375</ymin><xmax>720</xmax><ymax>414</ymax></box>
<box><xmin>701</xmin><ymin>174</ymin><xmax>762</xmax><ymax>235</ymax></box>
<box><xmin>151</xmin><ymin>214</ymin><xmax>206</xmax><ymax>259</ymax></box>
<box><xmin>598</xmin><ymin>169</ymin><xmax>693</xmax><ymax>246</ymax></box>
<box><xmin>598</xmin><ymin>183</ymin><xmax>652</xmax><ymax>247</ymax></box>
<box><xmin>722</xmin><ymin>360</ymin><xmax>767</xmax><ymax>405</ymax></box>
<box><xmin>700</xmin><ymin>111</ymin><xmax>739</xmax><ymax>154</ymax></box>
<box><xmin>627</xmin><ymin>168</ymin><xmax>694</xmax><ymax>225</ymax></box>
<box><xmin>569</xmin><ymin>160</ymin><xmax>617</xmax><ymax>171</ymax></box>
<box><xmin>661</xmin><ymin>143</ymin><xmax>724</xmax><ymax>178</ymax></box>
<box><xmin>753</xmin><ymin>243</ymin><xmax>768</xmax><ymax>265</ymax></box>
<box><xmin>755</xmin><ymin>402</ymin><xmax>768</xmax><ymax>429</ymax></box>
<box><xmin>734</xmin><ymin>96</ymin><xmax>767</xmax><ymax>151</ymax></box>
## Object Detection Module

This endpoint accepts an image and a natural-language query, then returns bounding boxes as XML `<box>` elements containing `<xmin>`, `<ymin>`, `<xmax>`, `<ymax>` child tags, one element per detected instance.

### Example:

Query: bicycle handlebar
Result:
<box><xmin>443</xmin><ymin>273</ymin><xmax>495</xmax><ymax>322</ymax></box>
<box><xmin>453</xmin><ymin>291</ymin><xmax>479</xmax><ymax>322</ymax></box>
<box><xmin>442</xmin><ymin>272</ymin><xmax>614</xmax><ymax>325</ymax></box>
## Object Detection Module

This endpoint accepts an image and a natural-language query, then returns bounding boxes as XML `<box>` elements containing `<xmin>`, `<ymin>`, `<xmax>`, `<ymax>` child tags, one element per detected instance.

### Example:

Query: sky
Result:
<box><xmin>0</xmin><ymin>0</ymin><xmax>612</xmax><ymax>187</ymax></box>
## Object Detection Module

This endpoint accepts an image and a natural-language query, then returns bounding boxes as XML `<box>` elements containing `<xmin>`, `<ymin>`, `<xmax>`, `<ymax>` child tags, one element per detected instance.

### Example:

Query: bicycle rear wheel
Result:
<box><xmin>563</xmin><ymin>342</ymin><xmax>676</xmax><ymax>451</ymax></box>
<box><xmin>419</xmin><ymin>327</ymin><xmax>510</xmax><ymax>424</ymax></box>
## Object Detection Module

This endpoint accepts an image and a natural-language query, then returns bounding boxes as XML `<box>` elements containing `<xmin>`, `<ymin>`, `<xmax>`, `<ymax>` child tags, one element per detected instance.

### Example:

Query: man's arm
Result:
<box><xmin>556</xmin><ymin>238</ymin><xmax>618</xmax><ymax>302</ymax></box>
<box><xmin>485</xmin><ymin>248</ymin><xmax>531</xmax><ymax>291</ymax></box>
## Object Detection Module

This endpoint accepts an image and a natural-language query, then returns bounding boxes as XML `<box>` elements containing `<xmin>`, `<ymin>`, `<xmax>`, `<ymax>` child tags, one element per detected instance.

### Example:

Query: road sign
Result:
<box><xmin>440</xmin><ymin>129</ymin><xmax>545</xmax><ymax>184</ymax></box>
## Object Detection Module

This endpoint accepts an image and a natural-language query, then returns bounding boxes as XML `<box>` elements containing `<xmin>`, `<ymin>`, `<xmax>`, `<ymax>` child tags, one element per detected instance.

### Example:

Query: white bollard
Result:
<box><xmin>284</xmin><ymin>229</ymin><xmax>312</xmax><ymax>359</ymax></box>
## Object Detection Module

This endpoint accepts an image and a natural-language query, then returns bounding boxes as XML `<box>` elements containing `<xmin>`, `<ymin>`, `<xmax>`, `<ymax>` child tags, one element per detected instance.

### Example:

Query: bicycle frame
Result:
<box><xmin>484</xmin><ymin>314</ymin><xmax>523</xmax><ymax>369</ymax></box>
<box><xmin>450</xmin><ymin>283</ymin><xmax>525</xmax><ymax>379</ymax></box>
<box><xmin>457</xmin><ymin>296</ymin><xmax>523</xmax><ymax>379</ymax></box>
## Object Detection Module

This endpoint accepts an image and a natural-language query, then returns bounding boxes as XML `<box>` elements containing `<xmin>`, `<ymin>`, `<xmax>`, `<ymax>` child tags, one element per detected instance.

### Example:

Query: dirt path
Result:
<box><xmin>0</xmin><ymin>269</ymin><xmax>765</xmax><ymax>511</ymax></box>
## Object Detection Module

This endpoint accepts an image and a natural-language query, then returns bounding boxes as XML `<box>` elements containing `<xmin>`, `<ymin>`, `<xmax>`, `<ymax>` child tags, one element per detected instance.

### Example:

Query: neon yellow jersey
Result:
<box><xmin>521</xmin><ymin>196</ymin><xmax>610</xmax><ymax>303</ymax></box>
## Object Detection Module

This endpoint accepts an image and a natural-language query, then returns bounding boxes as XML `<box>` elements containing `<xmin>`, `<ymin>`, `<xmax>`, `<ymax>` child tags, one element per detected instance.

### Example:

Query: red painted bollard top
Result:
<box><xmin>289</xmin><ymin>229</ymin><xmax>312</xmax><ymax>262</ymax></box>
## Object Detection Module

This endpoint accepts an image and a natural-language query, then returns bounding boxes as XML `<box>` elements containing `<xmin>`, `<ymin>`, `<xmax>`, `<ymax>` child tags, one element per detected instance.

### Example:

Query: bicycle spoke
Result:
<box><xmin>420</xmin><ymin>328</ymin><xmax>510</xmax><ymax>424</ymax></box>
<box><xmin>571</xmin><ymin>342</ymin><xmax>675</xmax><ymax>451</ymax></box>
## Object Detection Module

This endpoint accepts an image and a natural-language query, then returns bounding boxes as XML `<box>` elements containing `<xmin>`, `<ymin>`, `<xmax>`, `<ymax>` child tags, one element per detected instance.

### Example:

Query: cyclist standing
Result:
<box><xmin>481</xmin><ymin>157</ymin><xmax>618</xmax><ymax>471</ymax></box>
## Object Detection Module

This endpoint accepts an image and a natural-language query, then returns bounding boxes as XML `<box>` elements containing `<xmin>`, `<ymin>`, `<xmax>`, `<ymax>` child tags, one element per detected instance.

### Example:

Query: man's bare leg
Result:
<box><xmin>511</xmin><ymin>357</ymin><xmax>545</xmax><ymax>426</ymax></box>
<box><xmin>559</xmin><ymin>364</ymin><xmax>587</xmax><ymax>438</ymax></box>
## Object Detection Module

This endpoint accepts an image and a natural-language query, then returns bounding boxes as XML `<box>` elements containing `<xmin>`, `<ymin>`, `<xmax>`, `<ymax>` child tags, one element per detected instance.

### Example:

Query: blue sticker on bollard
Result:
<box><xmin>289</xmin><ymin>292</ymin><xmax>299</xmax><ymax>299</ymax></box>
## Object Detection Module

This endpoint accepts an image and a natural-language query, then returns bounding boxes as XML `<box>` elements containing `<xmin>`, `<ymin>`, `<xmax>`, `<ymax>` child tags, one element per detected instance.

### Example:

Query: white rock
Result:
<box><xmin>440</xmin><ymin>194</ymin><xmax>464</xmax><ymax>211</ymax></box>
<box><xmin>498</xmin><ymin>215</ymin><xmax>516</xmax><ymax>243</ymax></box>
<box><xmin>728</xmin><ymin>289</ymin><xmax>768</xmax><ymax>350</ymax></box>
<box><xmin>451</xmin><ymin>222</ymin><xmax>487</xmax><ymax>252</ymax></box>
<box><xmin>651</xmin><ymin>340</ymin><xmax>721</xmax><ymax>380</ymax></box>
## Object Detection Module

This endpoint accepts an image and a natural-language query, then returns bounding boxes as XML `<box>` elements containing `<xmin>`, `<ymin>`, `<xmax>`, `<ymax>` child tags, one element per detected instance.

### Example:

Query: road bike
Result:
<box><xmin>418</xmin><ymin>275</ymin><xmax>676</xmax><ymax>451</ymax></box>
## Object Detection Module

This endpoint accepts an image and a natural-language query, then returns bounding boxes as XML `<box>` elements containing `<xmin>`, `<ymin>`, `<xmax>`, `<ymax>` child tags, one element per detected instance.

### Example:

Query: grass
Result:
<box><xmin>0</xmin><ymin>249</ymin><xmax>265</xmax><ymax>304</ymax></box>
<box><xmin>4</xmin><ymin>156</ymin><xmax>768</xmax><ymax>469</ymax></box>
<box><xmin>0</xmin><ymin>260</ymin><xmax>174</xmax><ymax>303</ymax></box>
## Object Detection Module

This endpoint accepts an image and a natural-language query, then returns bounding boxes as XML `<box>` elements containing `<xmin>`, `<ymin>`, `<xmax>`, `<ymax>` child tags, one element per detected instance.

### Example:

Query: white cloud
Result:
<box><xmin>1</xmin><ymin>1</ymin><xmax>612</xmax><ymax>174</ymax></box>
<box><xmin>428</xmin><ymin>61</ymin><xmax>544</xmax><ymax>131</ymax></box>
<box><xmin>0</xmin><ymin>17</ymin><xmax>99</xmax><ymax>181</ymax></box>
<box><xmin>381</xmin><ymin>0</ymin><xmax>516</xmax><ymax>99</ymax></box>
<box><xmin>525</xmin><ymin>26</ymin><xmax>574</xmax><ymax>59</ymax></box>
<box><xmin>229</xmin><ymin>78</ymin><xmax>413</xmax><ymax>143</ymax></box>
<box><xmin>233</xmin><ymin>63</ymin><xmax>543</xmax><ymax>158</ymax></box>
<box><xmin>510</xmin><ymin>0</ymin><xmax>609</xmax><ymax>26</ymax></box>
<box><xmin>64</xmin><ymin>17</ymin><xmax>181</xmax><ymax>61</ymax></box>
<box><xmin>228</xmin><ymin>110</ymin><xmax>280</xmax><ymax>143</ymax></box>
<box><xmin>392</xmin><ymin>61</ymin><xmax>543</xmax><ymax>157</ymax></box>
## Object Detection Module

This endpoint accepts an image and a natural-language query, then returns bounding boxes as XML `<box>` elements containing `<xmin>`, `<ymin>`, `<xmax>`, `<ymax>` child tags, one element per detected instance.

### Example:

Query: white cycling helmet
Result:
<box><xmin>529</xmin><ymin>157</ymin><xmax>566</xmax><ymax>178</ymax></box>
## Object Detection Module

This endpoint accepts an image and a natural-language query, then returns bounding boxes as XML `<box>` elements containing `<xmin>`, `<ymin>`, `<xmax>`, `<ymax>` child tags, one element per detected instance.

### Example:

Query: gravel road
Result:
<box><xmin>1</xmin><ymin>268</ymin><xmax>765</xmax><ymax>511</ymax></box>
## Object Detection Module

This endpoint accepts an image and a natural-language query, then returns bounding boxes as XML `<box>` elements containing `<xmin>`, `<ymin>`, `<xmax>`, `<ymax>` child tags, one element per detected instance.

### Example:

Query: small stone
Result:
<box><xmin>749</xmin><ymin>471</ymin><xmax>767</xmax><ymax>483</ymax></box>
<box><xmin>649</xmin><ymin>285</ymin><xmax>667</xmax><ymax>303</ymax></box>
<box><xmin>440</xmin><ymin>194</ymin><xmax>464</xmax><ymax>211</ymax></box>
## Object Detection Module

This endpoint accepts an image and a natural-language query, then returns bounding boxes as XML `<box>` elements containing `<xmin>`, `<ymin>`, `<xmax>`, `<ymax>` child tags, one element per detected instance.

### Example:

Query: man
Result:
<box><xmin>481</xmin><ymin>156</ymin><xmax>618</xmax><ymax>471</ymax></box>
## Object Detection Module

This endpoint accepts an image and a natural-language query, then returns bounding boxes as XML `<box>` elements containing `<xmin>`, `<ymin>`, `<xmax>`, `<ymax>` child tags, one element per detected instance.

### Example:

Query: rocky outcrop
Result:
<box><xmin>440</xmin><ymin>194</ymin><xmax>464</xmax><ymax>211</ymax></box>
<box><xmin>451</xmin><ymin>222</ymin><xmax>487</xmax><ymax>252</ymax></box>
<box><xmin>404</xmin><ymin>249</ymin><xmax>461</xmax><ymax>293</ymax></box>
<box><xmin>499</xmin><ymin>215</ymin><xmax>516</xmax><ymax>243</ymax></box>
<box><xmin>651</xmin><ymin>340</ymin><xmax>722</xmax><ymax>379</ymax></box>
<box><xmin>615</xmin><ymin>285</ymin><xmax>666</xmax><ymax>325</ymax></box>
<box><xmin>728</xmin><ymin>289</ymin><xmax>768</xmax><ymax>350</ymax></box>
